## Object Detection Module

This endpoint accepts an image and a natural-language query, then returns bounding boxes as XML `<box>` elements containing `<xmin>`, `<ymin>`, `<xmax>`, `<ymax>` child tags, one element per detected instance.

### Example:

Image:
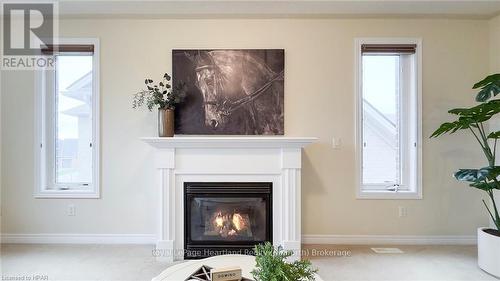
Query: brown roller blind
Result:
<box><xmin>361</xmin><ymin>44</ymin><xmax>416</xmax><ymax>54</ymax></box>
<box><xmin>41</xmin><ymin>44</ymin><xmax>94</xmax><ymax>55</ymax></box>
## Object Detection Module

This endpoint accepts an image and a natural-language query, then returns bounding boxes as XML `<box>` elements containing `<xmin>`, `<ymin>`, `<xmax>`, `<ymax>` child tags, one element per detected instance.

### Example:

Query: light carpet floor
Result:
<box><xmin>1</xmin><ymin>244</ymin><xmax>497</xmax><ymax>281</ymax></box>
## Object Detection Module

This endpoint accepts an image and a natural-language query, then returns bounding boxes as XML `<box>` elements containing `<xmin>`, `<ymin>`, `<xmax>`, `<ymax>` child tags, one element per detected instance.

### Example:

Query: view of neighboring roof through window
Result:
<box><xmin>55</xmin><ymin>55</ymin><xmax>93</xmax><ymax>185</ymax></box>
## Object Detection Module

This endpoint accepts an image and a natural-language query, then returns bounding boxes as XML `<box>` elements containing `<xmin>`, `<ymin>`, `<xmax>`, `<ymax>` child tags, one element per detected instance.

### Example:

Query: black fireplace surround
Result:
<box><xmin>184</xmin><ymin>182</ymin><xmax>272</xmax><ymax>259</ymax></box>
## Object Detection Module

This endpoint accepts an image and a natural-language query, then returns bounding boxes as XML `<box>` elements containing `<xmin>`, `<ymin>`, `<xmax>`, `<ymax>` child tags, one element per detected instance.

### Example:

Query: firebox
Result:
<box><xmin>184</xmin><ymin>182</ymin><xmax>272</xmax><ymax>259</ymax></box>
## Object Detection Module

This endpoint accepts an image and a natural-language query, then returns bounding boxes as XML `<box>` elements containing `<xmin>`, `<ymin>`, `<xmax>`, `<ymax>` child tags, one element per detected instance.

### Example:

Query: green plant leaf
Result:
<box><xmin>448</xmin><ymin>108</ymin><xmax>469</xmax><ymax>115</ymax></box>
<box><xmin>473</xmin><ymin>74</ymin><xmax>500</xmax><ymax>89</ymax></box>
<box><xmin>430</xmin><ymin>122</ymin><xmax>456</xmax><ymax>138</ymax></box>
<box><xmin>476</xmin><ymin>88</ymin><xmax>492</xmax><ymax>102</ymax></box>
<box><xmin>252</xmin><ymin>242</ymin><xmax>317</xmax><ymax>281</ymax></box>
<box><xmin>454</xmin><ymin>169</ymin><xmax>480</xmax><ymax>182</ymax></box>
<box><xmin>476</xmin><ymin>83</ymin><xmax>500</xmax><ymax>102</ymax></box>
<box><xmin>470</xmin><ymin>182</ymin><xmax>497</xmax><ymax>191</ymax></box>
<box><xmin>488</xmin><ymin>131</ymin><xmax>500</xmax><ymax>139</ymax></box>
<box><xmin>430</xmin><ymin>119</ymin><xmax>472</xmax><ymax>137</ymax></box>
<box><xmin>473</xmin><ymin>74</ymin><xmax>500</xmax><ymax>102</ymax></box>
<box><xmin>478</xmin><ymin>166</ymin><xmax>500</xmax><ymax>181</ymax></box>
<box><xmin>134</xmin><ymin>73</ymin><xmax>186</xmax><ymax>112</ymax></box>
<box><xmin>455</xmin><ymin>166</ymin><xmax>500</xmax><ymax>183</ymax></box>
<box><xmin>430</xmin><ymin>100</ymin><xmax>500</xmax><ymax>138</ymax></box>
<box><xmin>431</xmin><ymin>73</ymin><xmax>500</xmax><ymax>232</ymax></box>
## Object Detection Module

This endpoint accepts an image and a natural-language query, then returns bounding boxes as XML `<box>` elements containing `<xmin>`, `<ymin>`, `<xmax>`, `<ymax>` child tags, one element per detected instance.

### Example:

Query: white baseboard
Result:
<box><xmin>1</xmin><ymin>233</ymin><xmax>157</xmax><ymax>244</ymax></box>
<box><xmin>302</xmin><ymin>234</ymin><xmax>477</xmax><ymax>245</ymax></box>
<box><xmin>1</xmin><ymin>233</ymin><xmax>477</xmax><ymax>245</ymax></box>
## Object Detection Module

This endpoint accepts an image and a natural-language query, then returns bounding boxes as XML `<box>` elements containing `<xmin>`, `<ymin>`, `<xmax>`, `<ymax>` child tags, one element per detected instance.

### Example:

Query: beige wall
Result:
<box><xmin>1</xmin><ymin>17</ymin><xmax>494</xmax><ymax>236</ymax></box>
<box><xmin>490</xmin><ymin>15</ymin><xmax>500</xmax><ymax>221</ymax></box>
<box><xmin>491</xmin><ymin>15</ymin><xmax>500</xmax><ymax>72</ymax></box>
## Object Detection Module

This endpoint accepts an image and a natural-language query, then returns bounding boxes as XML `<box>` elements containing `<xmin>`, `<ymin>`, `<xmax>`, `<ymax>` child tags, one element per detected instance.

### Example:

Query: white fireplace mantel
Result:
<box><xmin>141</xmin><ymin>136</ymin><xmax>317</xmax><ymax>149</ymax></box>
<box><xmin>142</xmin><ymin>136</ymin><xmax>316</xmax><ymax>262</ymax></box>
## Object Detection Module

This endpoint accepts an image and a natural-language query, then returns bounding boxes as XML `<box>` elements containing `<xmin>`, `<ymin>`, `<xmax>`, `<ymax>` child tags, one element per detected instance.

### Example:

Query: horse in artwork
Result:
<box><xmin>186</xmin><ymin>50</ymin><xmax>284</xmax><ymax>135</ymax></box>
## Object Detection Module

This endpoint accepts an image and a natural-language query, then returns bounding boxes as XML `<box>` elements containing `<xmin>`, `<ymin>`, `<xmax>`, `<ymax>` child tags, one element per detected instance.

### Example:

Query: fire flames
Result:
<box><xmin>211</xmin><ymin>211</ymin><xmax>249</xmax><ymax>238</ymax></box>
<box><xmin>232</xmin><ymin>213</ymin><xmax>244</xmax><ymax>231</ymax></box>
<box><xmin>215</xmin><ymin>214</ymin><xmax>224</xmax><ymax>228</ymax></box>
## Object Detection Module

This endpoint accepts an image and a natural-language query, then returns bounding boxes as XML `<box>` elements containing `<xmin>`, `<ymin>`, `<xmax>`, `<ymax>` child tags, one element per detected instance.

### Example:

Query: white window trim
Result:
<box><xmin>354</xmin><ymin>37</ymin><xmax>423</xmax><ymax>200</ymax></box>
<box><xmin>34</xmin><ymin>38</ymin><xmax>100</xmax><ymax>199</ymax></box>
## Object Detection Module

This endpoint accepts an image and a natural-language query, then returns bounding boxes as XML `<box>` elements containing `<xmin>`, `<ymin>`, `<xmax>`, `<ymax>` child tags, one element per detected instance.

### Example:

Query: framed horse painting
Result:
<box><xmin>172</xmin><ymin>49</ymin><xmax>284</xmax><ymax>135</ymax></box>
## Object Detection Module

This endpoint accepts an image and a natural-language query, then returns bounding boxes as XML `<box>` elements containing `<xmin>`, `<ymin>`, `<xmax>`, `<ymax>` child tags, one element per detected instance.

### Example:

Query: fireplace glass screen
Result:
<box><xmin>184</xmin><ymin>182</ymin><xmax>272</xmax><ymax>259</ymax></box>
<box><xmin>190</xmin><ymin>197</ymin><xmax>267</xmax><ymax>242</ymax></box>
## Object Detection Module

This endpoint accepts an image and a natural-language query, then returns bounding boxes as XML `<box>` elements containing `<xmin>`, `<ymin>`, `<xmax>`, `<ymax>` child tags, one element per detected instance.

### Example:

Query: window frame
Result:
<box><xmin>34</xmin><ymin>38</ymin><xmax>100</xmax><ymax>198</ymax></box>
<box><xmin>354</xmin><ymin>38</ymin><xmax>422</xmax><ymax>200</ymax></box>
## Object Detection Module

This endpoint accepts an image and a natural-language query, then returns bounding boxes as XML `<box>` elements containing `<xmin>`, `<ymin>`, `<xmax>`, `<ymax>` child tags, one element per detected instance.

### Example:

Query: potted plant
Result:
<box><xmin>431</xmin><ymin>73</ymin><xmax>500</xmax><ymax>277</ymax></box>
<box><xmin>132</xmin><ymin>73</ymin><xmax>187</xmax><ymax>137</ymax></box>
<box><xmin>251</xmin><ymin>242</ymin><xmax>317</xmax><ymax>281</ymax></box>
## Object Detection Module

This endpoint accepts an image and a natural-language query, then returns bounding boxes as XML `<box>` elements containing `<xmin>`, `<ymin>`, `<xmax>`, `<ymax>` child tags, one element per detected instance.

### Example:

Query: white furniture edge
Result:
<box><xmin>141</xmin><ymin>136</ymin><xmax>317</xmax><ymax>149</ymax></box>
<box><xmin>152</xmin><ymin>254</ymin><xmax>256</xmax><ymax>281</ymax></box>
<box><xmin>152</xmin><ymin>254</ymin><xmax>325</xmax><ymax>281</ymax></box>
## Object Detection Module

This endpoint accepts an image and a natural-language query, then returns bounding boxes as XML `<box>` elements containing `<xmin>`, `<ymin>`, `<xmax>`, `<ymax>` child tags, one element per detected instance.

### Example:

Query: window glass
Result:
<box><xmin>362</xmin><ymin>55</ymin><xmax>400</xmax><ymax>186</ymax></box>
<box><xmin>55</xmin><ymin>55</ymin><xmax>93</xmax><ymax>185</ymax></box>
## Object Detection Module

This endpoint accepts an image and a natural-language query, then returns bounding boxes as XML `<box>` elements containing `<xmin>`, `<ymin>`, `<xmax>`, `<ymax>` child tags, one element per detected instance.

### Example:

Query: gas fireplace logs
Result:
<box><xmin>207</xmin><ymin>212</ymin><xmax>252</xmax><ymax>238</ymax></box>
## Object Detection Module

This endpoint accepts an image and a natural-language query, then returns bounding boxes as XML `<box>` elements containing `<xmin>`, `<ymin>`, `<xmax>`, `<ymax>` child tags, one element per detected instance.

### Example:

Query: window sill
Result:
<box><xmin>34</xmin><ymin>190</ymin><xmax>100</xmax><ymax>199</ymax></box>
<box><xmin>357</xmin><ymin>190</ymin><xmax>422</xmax><ymax>200</ymax></box>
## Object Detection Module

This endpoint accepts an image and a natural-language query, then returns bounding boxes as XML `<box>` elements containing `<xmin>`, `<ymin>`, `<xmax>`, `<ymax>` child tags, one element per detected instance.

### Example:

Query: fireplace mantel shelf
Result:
<box><xmin>141</xmin><ymin>136</ymin><xmax>317</xmax><ymax>149</ymax></box>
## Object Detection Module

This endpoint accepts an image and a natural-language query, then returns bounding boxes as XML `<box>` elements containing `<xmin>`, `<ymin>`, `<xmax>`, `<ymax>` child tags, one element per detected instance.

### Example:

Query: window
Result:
<box><xmin>355</xmin><ymin>39</ymin><xmax>422</xmax><ymax>199</ymax></box>
<box><xmin>35</xmin><ymin>39</ymin><xmax>99</xmax><ymax>198</ymax></box>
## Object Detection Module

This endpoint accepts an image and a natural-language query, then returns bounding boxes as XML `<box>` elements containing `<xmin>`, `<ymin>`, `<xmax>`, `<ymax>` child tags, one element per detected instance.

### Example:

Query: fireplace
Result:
<box><xmin>184</xmin><ymin>182</ymin><xmax>272</xmax><ymax>259</ymax></box>
<box><xmin>142</xmin><ymin>136</ymin><xmax>315</xmax><ymax>262</ymax></box>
